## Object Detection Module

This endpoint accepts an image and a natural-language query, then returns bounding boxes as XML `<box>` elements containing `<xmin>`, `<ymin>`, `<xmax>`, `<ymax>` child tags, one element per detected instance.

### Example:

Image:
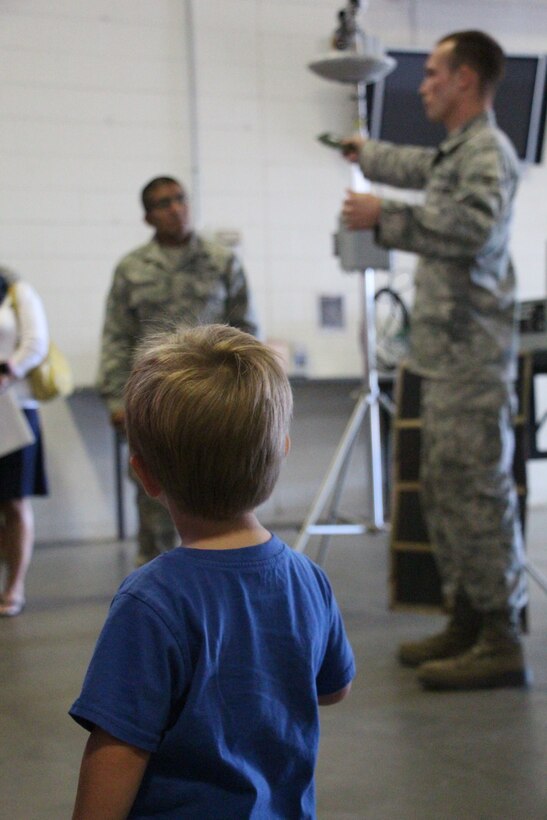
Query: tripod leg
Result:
<box><xmin>315</xmin><ymin>439</ymin><xmax>358</xmax><ymax>565</ymax></box>
<box><xmin>379</xmin><ymin>391</ymin><xmax>396</xmax><ymax>416</ymax></box>
<box><xmin>293</xmin><ymin>391</ymin><xmax>369</xmax><ymax>553</ymax></box>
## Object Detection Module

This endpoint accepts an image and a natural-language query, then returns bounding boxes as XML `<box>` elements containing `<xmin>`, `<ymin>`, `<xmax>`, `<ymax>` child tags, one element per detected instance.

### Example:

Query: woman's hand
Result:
<box><xmin>0</xmin><ymin>362</ymin><xmax>15</xmax><ymax>393</ymax></box>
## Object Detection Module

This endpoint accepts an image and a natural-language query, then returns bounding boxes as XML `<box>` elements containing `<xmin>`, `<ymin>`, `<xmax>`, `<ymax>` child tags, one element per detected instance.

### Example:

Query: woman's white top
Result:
<box><xmin>0</xmin><ymin>281</ymin><xmax>49</xmax><ymax>407</ymax></box>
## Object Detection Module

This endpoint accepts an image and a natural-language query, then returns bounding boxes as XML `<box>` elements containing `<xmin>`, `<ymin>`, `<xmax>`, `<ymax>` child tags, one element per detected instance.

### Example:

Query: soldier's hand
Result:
<box><xmin>342</xmin><ymin>190</ymin><xmax>382</xmax><ymax>230</ymax></box>
<box><xmin>341</xmin><ymin>135</ymin><xmax>365</xmax><ymax>162</ymax></box>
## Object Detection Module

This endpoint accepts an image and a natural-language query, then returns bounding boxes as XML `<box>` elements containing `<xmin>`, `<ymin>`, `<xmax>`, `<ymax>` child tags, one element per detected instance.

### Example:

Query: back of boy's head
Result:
<box><xmin>124</xmin><ymin>324</ymin><xmax>293</xmax><ymax>520</ymax></box>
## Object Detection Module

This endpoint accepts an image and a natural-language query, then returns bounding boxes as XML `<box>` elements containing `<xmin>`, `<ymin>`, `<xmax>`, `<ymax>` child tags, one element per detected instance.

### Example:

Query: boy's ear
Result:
<box><xmin>284</xmin><ymin>434</ymin><xmax>291</xmax><ymax>456</ymax></box>
<box><xmin>130</xmin><ymin>453</ymin><xmax>163</xmax><ymax>498</ymax></box>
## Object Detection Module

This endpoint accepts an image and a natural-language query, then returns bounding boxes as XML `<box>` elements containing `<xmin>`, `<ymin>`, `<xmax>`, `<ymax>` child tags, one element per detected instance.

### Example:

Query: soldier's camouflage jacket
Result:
<box><xmin>98</xmin><ymin>234</ymin><xmax>259</xmax><ymax>413</ymax></box>
<box><xmin>359</xmin><ymin>111</ymin><xmax>520</xmax><ymax>383</ymax></box>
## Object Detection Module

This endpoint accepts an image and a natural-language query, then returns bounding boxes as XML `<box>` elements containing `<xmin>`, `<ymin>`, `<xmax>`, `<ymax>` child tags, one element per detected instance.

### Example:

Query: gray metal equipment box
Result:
<box><xmin>334</xmin><ymin>216</ymin><xmax>390</xmax><ymax>272</ymax></box>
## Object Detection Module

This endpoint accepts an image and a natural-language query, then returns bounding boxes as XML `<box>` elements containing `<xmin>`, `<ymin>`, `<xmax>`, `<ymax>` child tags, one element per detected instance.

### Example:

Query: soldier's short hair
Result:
<box><xmin>141</xmin><ymin>176</ymin><xmax>184</xmax><ymax>213</ymax></box>
<box><xmin>124</xmin><ymin>324</ymin><xmax>292</xmax><ymax>521</ymax></box>
<box><xmin>439</xmin><ymin>30</ymin><xmax>505</xmax><ymax>95</ymax></box>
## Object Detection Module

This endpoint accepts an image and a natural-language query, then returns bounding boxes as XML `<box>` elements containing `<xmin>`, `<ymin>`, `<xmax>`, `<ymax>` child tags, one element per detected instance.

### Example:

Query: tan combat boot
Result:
<box><xmin>417</xmin><ymin>609</ymin><xmax>532</xmax><ymax>690</ymax></box>
<box><xmin>398</xmin><ymin>594</ymin><xmax>482</xmax><ymax>667</ymax></box>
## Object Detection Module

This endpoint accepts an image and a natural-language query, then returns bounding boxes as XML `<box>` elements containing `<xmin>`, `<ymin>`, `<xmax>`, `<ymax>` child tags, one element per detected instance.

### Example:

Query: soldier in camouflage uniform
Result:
<box><xmin>98</xmin><ymin>176</ymin><xmax>259</xmax><ymax>566</ymax></box>
<box><xmin>342</xmin><ymin>31</ymin><xmax>530</xmax><ymax>689</ymax></box>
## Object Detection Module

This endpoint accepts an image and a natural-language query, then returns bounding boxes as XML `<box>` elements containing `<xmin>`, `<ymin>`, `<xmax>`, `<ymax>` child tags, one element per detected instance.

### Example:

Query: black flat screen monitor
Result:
<box><xmin>367</xmin><ymin>50</ymin><xmax>547</xmax><ymax>163</ymax></box>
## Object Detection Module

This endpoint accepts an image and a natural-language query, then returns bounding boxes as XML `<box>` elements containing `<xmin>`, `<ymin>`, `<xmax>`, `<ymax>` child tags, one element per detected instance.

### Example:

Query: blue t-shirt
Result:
<box><xmin>70</xmin><ymin>535</ymin><xmax>355</xmax><ymax>819</ymax></box>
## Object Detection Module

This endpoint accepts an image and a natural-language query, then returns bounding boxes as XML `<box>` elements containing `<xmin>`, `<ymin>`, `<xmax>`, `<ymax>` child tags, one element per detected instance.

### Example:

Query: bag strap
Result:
<box><xmin>8</xmin><ymin>283</ymin><xmax>18</xmax><ymax>313</ymax></box>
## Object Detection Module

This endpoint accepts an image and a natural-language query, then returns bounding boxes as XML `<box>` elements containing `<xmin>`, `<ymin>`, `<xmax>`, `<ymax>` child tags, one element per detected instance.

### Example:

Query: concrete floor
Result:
<box><xmin>1</xmin><ymin>381</ymin><xmax>546</xmax><ymax>819</ymax></box>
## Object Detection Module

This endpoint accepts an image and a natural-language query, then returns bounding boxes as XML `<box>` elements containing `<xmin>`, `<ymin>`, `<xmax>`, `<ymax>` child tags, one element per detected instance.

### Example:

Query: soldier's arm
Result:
<box><xmin>375</xmin><ymin>143</ymin><xmax>514</xmax><ymax>259</ymax></box>
<box><xmin>97</xmin><ymin>265</ymin><xmax>139</xmax><ymax>416</ymax></box>
<box><xmin>223</xmin><ymin>253</ymin><xmax>260</xmax><ymax>338</ymax></box>
<box><xmin>359</xmin><ymin>140</ymin><xmax>437</xmax><ymax>191</ymax></box>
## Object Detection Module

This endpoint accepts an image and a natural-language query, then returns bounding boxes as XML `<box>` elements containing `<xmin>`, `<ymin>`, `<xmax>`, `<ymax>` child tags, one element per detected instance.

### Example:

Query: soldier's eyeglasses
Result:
<box><xmin>148</xmin><ymin>193</ymin><xmax>186</xmax><ymax>212</ymax></box>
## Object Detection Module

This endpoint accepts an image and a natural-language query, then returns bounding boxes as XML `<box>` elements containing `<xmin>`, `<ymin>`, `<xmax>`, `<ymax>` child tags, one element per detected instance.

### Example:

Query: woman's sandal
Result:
<box><xmin>0</xmin><ymin>598</ymin><xmax>26</xmax><ymax>617</ymax></box>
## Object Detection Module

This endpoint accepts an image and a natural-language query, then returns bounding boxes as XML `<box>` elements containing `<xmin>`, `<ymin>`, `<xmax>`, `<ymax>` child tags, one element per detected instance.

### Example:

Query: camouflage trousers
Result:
<box><xmin>130</xmin><ymin>466</ymin><xmax>178</xmax><ymax>566</ymax></box>
<box><xmin>420</xmin><ymin>379</ymin><xmax>527</xmax><ymax>613</ymax></box>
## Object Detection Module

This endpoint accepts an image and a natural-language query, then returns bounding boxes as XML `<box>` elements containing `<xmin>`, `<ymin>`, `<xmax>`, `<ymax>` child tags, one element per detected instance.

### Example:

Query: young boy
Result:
<box><xmin>70</xmin><ymin>324</ymin><xmax>355</xmax><ymax>819</ymax></box>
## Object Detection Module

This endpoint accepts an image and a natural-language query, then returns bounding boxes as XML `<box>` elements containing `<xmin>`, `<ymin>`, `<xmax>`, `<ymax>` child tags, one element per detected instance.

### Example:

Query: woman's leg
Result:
<box><xmin>0</xmin><ymin>498</ymin><xmax>34</xmax><ymax>612</ymax></box>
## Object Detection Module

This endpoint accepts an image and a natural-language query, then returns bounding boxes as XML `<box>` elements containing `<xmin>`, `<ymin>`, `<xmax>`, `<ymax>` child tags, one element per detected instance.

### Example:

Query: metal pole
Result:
<box><xmin>361</xmin><ymin>267</ymin><xmax>384</xmax><ymax>528</ymax></box>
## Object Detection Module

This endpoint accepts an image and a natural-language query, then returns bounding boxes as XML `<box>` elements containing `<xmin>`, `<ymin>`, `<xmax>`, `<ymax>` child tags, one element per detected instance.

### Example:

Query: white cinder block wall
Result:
<box><xmin>2</xmin><ymin>0</ymin><xmax>546</xmax><ymax>540</ymax></box>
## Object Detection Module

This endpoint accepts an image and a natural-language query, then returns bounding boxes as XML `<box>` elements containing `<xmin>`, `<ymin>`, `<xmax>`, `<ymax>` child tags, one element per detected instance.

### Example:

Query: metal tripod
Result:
<box><xmin>293</xmin><ymin>263</ymin><xmax>394</xmax><ymax>562</ymax></box>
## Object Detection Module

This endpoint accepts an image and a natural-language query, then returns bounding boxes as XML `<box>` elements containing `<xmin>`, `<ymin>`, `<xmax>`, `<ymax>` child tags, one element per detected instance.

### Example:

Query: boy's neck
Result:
<box><xmin>168</xmin><ymin>505</ymin><xmax>271</xmax><ymax>551</ymax></box>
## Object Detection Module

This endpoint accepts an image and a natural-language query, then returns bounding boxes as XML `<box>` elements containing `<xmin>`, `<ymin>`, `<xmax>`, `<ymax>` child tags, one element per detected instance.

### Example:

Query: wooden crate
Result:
<box><xmin>389</xmin><ymin>356</ymin><xmax>532</xmax><ymax>611</ymax></box>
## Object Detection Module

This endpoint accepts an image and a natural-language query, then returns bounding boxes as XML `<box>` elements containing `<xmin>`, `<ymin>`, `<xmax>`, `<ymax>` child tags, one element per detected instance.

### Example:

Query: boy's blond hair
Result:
<box><xmin>124</xmin><ymin>324</ymin><xmax>293</xmax><ymax>520</ymax></box>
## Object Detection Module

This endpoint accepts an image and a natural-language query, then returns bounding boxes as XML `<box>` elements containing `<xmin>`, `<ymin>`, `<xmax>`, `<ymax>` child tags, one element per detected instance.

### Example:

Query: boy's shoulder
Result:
<box><xmin>117</xmin><ymin>535</ymin><xmax>330</xmax><ymax>604</ymax></box>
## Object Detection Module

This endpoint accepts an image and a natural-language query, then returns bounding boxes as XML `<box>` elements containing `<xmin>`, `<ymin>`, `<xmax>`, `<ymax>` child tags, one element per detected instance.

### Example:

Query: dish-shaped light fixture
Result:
<box><xmin>309</xmin><ymin>31</ymin><xmax>396</xmax><ymax>84</ymax></box>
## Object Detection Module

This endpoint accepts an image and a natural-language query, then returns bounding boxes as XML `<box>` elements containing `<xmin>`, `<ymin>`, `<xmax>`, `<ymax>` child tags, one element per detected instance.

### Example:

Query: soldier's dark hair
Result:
<box><xmin>438</xmin><ymin>30</ymin><xmax>505</xmax><ymax>95</ymax></box>
<box><xmin>141</xmin><ymin>176</ymin><xmax>184</xmax><ymax>213</ymax></box>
